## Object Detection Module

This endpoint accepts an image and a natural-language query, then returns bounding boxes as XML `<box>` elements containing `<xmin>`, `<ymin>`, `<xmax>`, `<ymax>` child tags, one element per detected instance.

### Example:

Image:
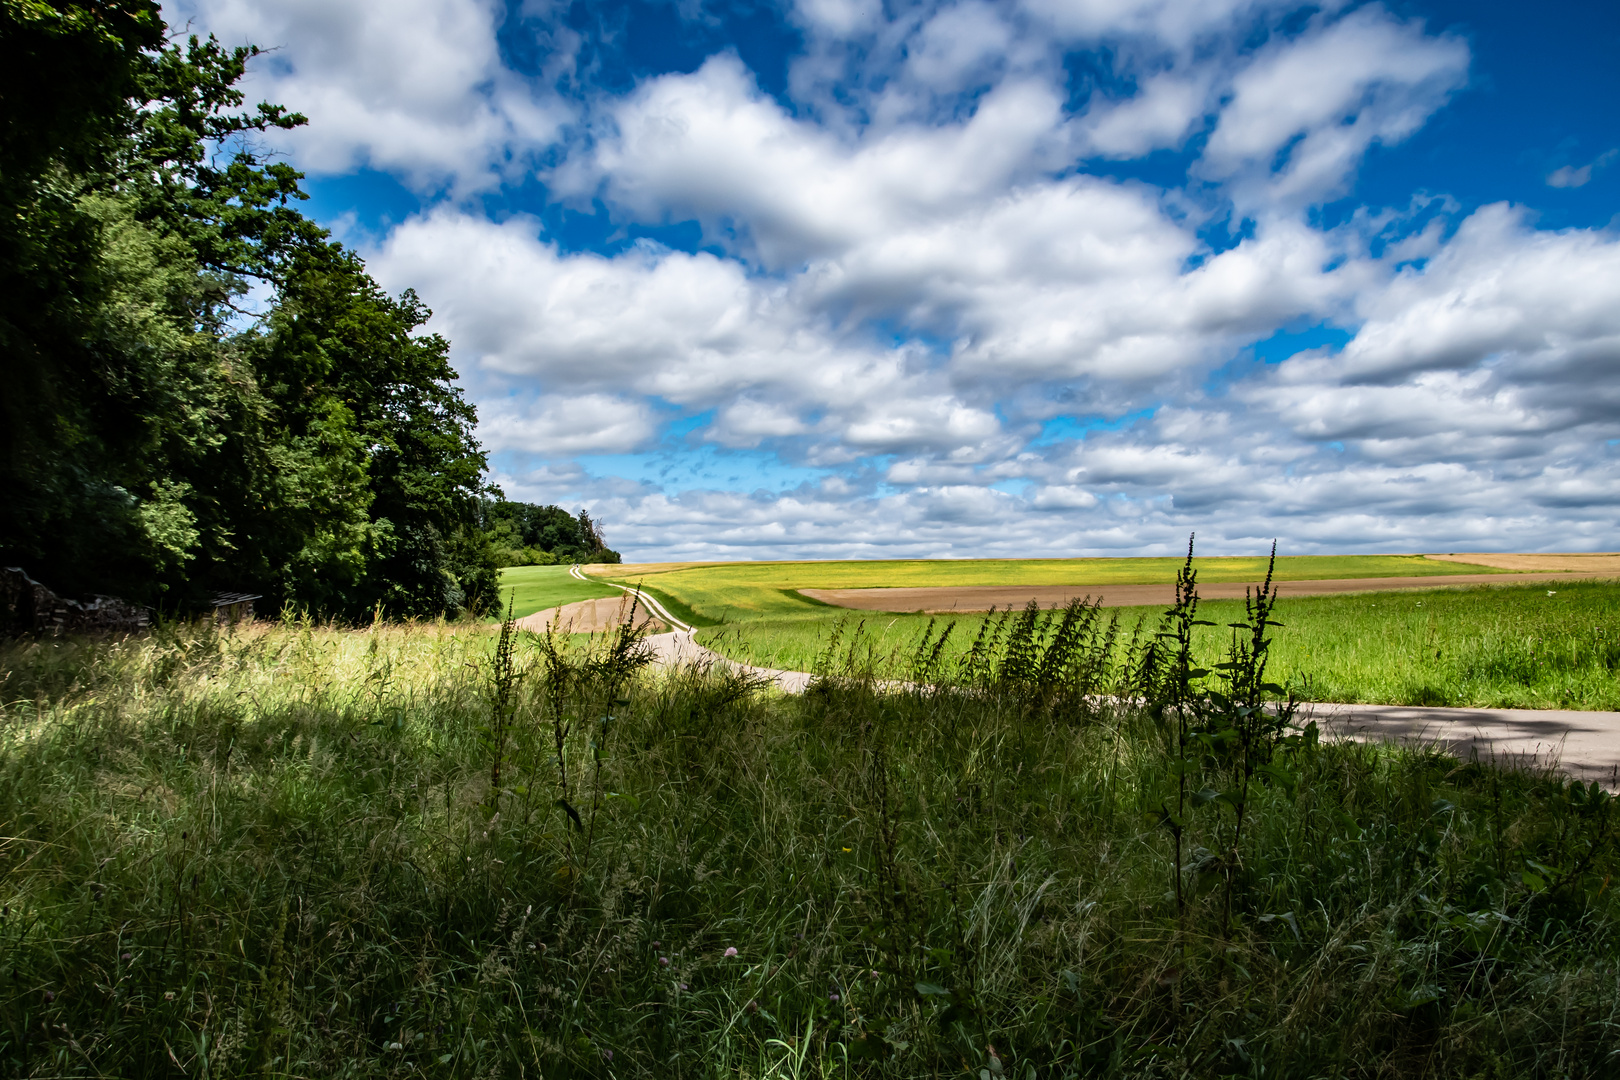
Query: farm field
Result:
<box><xmin>497</xmin><ymin>563</ymin><xmax>621</xmax><ymax>618</ymax></box>
<box><xmin>3</xmin><ymin>615</ymin><xmax>1619</xmax><ymax>1075</ymax></box>
<box><xmin>587</xmin><ymin>553</ymin><xmax>1505</xmax><ymax>623</ymax></box>
<box><xmin>695</xmin><ymin>578</ymin><xmax>1620</xmax><ymax>711</ymax></box>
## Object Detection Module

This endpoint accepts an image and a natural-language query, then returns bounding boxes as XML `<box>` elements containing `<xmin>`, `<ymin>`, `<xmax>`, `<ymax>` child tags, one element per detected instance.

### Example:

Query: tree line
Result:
<box><xmin>0</xmin><ymin>1</ymin><xmax>614</xmax><ymax>621</ymax></box>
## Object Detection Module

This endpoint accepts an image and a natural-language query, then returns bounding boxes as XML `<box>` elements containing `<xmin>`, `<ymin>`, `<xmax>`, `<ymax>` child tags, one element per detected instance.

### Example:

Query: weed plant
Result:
<box><xmin>2</xmin><ymin>567</ymin><xmax>1619</xmax><ymax>1077</ymax></box>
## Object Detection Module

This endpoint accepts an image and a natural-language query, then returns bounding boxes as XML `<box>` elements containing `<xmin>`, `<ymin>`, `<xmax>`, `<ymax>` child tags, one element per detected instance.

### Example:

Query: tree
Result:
<box><xmin>0</xmin><ymin>3</ymin><xmax>496</xmax><ymax>618</ymax></box>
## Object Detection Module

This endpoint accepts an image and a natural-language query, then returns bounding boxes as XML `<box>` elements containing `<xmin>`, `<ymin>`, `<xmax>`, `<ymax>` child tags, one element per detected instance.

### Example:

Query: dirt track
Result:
<box><xmin>800</xmin><ymin>571</ymin><xmax>1620</xmax><ymax>613</ymax></box>
<box><xmin>515</xmin><ymin>595</ymin><xmax>665</xmax><ymax>634</ymax></box>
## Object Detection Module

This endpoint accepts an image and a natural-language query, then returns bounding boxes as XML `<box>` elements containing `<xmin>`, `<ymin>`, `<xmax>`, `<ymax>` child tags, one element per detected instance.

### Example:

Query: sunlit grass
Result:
<box><xmin>699</xmin><ymin>579</ymin><xmax>1620</xmax><ymax>710</ymax></box>
<box><xmin>497</xmin><ymin>563</ymin><xmax>622</xmax><ymax>618</ymax></box>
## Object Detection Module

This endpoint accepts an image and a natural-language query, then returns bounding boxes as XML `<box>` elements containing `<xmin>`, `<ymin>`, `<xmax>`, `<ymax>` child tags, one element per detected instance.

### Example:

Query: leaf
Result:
<box><xmin>556</xmin><ymin>798</ymin><xmax>583</xmax><ymax>832</ymax></box>
<box><xmin>914</xmin><ymin>981</ymin><xmax>950</xmax><ymax>998</ymax></box>
<box><xmin>604</xmin><ymin>792</ymin><xmax>640</xmax><ymax>813</ymax></box>
<box><xmin>1190</xmin><ymin>787</ymin><xmax>1220</xmax><ymax>807</ymax></box>
<box><xmin>846</xmin><ymin>1033</ymin><xmax>888</xmax><ymax>1060</ymax></box>
<box><xmin>1258</xmin><ymin>911</ymin><xmax>1301</xmax><ymax>941</ymax></box>
<box><xmin>1401</xmin><ymin>984</ymin><xmax>1442</xmax><ymax>1009</ymax></box>
<box><xmin>1257</xmin><ymin>763</ymin><xmax>1298</xmax><ymax>792</ymax></box>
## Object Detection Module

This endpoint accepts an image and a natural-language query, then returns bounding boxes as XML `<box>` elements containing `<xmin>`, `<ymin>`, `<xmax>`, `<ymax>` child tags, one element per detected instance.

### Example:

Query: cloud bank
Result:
<box><xmin>171</xmin><ymin>0</ymin><xmax>1620</xmax><ymax>559</ymax></box>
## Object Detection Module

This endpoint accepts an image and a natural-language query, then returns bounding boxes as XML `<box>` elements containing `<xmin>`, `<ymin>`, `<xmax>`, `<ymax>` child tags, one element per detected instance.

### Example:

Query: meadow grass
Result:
<box><xmin>594</xmin><ymin>555</ymin><xmax>1501</xmax><ymax>623</ymax></box>
<box><xmin>697</xmin><ymin>579</ymin><xmax>1620</xmax><ymax>710</ymax></box>
<box><xmin>2</xmin><ymin>605</ymin><xmax>1619</xmax><ymax>1077</ymax></box>
<box><xmin>499</xmin><ymin>564</ymin><xmax>623</xmax><ymax>619</ymax></box>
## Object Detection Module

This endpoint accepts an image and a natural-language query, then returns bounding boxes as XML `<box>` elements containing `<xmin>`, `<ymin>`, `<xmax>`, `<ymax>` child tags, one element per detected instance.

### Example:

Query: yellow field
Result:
<box><xmin>586</xmin><ymin>554</ymin><xmax>1503</xmax><ymax>622</ymax></box>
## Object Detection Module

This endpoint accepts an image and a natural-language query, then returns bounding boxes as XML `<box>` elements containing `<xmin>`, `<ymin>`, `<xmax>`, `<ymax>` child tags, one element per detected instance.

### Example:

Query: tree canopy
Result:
<box><xmin>479</xmin><ymin>501</ymin><xmax>622</xmax><ymax>567</ymax></box>
<box><xmin>0</xmin><ymin>1</ymin><xmax>506</xmax><ymax>619</ymax></box>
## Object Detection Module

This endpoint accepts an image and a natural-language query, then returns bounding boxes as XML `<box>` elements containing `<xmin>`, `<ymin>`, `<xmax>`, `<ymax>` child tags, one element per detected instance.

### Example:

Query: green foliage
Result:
<box><xmin>2</xmin><ymin>610</ymin><xmax>1618</xmax><ymax>1076</ymax></box>
<box><xmin>0</xmin><ymin>4</ymin><xmax>494</xmax><ymax>619</ymax></box>
<box><xmin>479</xmin><ymin>500</ymin><xmax>622</xmax><ymax>567</ymax></box>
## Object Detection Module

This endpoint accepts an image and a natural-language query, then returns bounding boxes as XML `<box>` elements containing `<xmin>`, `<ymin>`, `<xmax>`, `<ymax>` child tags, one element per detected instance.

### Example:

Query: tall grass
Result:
<box><xmin>2</xmin><ymin>589</ymin><xmax>1619</xmax><ymax>1076</ymax></box>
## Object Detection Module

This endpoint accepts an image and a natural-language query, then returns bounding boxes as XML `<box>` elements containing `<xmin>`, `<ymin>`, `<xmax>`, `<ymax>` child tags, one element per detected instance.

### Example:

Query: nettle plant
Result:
<box><xmin>1137</xmin><ymin>538</ymin><xmax>1314</xmax><ymax>937</ymax></box>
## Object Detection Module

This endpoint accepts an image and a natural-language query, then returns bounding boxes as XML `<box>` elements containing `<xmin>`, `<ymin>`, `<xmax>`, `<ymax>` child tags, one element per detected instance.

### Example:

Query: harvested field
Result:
<box><xmin>801</xmin><ymin>570</ymin><xmax>1620</xmax><ymax>612</ymax></box>
<box><xmin>513</xmin><ymin>594</ymin><xmax>665</xmax><ymax>633</ymax></box>
<box><xmin>1428</xmin><ymin>551</ymin><xmax>1620</xmax><ymax>572</ymax></box>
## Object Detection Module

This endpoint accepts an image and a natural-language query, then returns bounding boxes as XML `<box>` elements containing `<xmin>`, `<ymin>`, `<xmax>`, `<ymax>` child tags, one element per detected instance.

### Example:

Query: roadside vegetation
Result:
<box><xmin>699</xmin><ymin>579</ymin><xmax>1620</xmax><ymax>711</ymax></box>
<box><xmin>4</xmin><ymin>562</ymin><xmax>1619</xmax><ymax>1077</ymax></box>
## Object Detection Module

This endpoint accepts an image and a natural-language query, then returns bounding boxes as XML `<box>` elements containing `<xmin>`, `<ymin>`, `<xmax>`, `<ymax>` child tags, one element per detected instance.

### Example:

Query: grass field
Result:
<box><xmin>497</xmin><ymin>564</ymin><xmax>621</xmax><ymax>618</ymax></box>
<box><xmin>698</xmin><ymin>578</ymin><xmax>1620</xmax><ymax>710</ymax></box>
<box><xmin>592</xmin><ymin>554</ymin><xmax>1503</xmax><ymax>623</ymax></box>
<box><xmin>3</xmin><ymin>616</ymin><xmax>1619</xmax><ymax>1076</ymax></box>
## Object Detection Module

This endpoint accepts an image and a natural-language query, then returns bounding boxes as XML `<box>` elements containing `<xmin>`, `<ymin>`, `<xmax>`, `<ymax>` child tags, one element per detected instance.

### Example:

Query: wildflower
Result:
<box><xmin>651</xmin><ymin>940</ymin><xmax>662</xmax><ymax>948</ymax></box>
<box><xmin>679</xmin><ymin>982</ymin><xmax>689</xmax><ymax>991</ymax></box>
<box><xmin>164</xmin><ymin>991</ymin><xmax>175</xmax><ymax>1001</ymax></box>
<box><xmin>602</xmin><ymin>1049</ymin><xmax>613</xmax><ymax>1061</ymax></box>
<box><xmin>121</xmin><ymin>952</ymin><xmax>132</xmax><ymax>962</ymax></box>
<box><xmin>829</xmin><ymin>992</ymin><xmax>841</xmax><ymax>1002</ymax></box>
<box><xmin>724</xmin><ymin>947</ymin><xmax>738</xmax><ymax>958</ymax></box>
<box><xmin>43</xmin><ymin>990</ymin><xmax>55</xmax><ymax>1003</ymax></box>
<box><xmin>659</xmin><ymin>956</ymin><xmax>670</xmax><ymax>967</ymax></box>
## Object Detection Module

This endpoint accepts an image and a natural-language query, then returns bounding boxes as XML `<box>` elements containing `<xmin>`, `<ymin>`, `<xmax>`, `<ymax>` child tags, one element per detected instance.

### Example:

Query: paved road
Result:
<box><xmin>1309</xmin><ymin>702</ymin><xmax>1620</xmax><ymax>789</ymax></box>
<box><xmin>639</xmin><ymin>630</ymin><xmax>1620</xmax><ymax>789</ymax></box>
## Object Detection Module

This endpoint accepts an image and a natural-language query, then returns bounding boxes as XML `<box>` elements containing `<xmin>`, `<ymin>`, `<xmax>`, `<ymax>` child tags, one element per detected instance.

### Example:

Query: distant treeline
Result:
<box><xmin>0</xmin><ymin>2</ymin><xmax>616</xmax><ymax>621</ymax></box>
<box><xmin>478</xmin><ymin>501</ymin><xmax>621</xmax><ymax>567</ymax></box>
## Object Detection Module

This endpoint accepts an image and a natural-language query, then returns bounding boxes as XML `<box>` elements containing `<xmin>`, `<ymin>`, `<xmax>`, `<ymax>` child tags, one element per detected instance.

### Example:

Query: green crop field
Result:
<box><xmin>497</xmin><ymin>564</ymin><xmax>621</xmax><ymax>618</ymax></box>
<box><xmin>594</xmin><ymin>553</ymin><xmax>1501</xmax><ymax>622</ymax></box>
<box><xmin>697</xmin><ymin>578</ymin><xmax>1620</xmax><ymax>710</ymax></box>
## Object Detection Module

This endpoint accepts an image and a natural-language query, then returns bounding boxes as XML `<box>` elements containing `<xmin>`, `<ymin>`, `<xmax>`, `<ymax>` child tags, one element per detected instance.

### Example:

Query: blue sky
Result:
<box><xmin>175</xmin><ymin>0</ymin><xmax>1620</xmax><ymax>559</ymax></box>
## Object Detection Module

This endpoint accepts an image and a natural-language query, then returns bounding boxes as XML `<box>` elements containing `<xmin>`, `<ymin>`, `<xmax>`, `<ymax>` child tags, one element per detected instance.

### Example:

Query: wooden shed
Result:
<box><xmin>211</xmin><ymin>592</ymin><xmax>262</xmax><ymax>624</ymax></box>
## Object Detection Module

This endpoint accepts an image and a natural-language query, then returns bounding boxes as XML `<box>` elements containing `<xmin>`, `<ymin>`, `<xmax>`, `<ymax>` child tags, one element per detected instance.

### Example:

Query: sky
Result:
<box><xmin>168</xmin><ymin>0</ymin><xmax>1620</xmax><ymax>561</ymax></box>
